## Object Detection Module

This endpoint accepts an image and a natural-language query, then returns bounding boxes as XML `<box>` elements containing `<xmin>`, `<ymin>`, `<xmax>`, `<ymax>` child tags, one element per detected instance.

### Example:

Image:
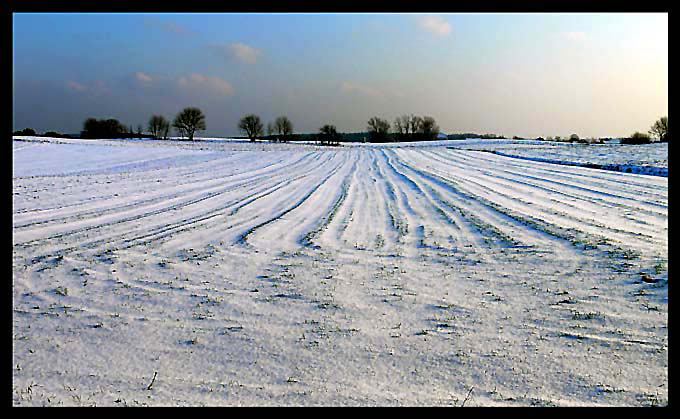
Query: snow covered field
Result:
<box><xmin>13</xmin><ymin>137</ymin><xmax>667</xmax><ymax>406</ymax></box>
<box><xmin>447</xmin><ymin>139</ymin><xmax>668</xmax><ymax>177</ymax></box>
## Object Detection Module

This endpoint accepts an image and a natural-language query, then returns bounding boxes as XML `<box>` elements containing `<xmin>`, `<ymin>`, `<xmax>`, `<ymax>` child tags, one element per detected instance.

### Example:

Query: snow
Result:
<box><xmin>13</xmin><ymin>136</ymin><xmax>667</xmax><ymax>406</ymax></box>
<box><xmin>445</xmin><ymin>139</ymin><xmax>668</xmax><ymax>176</ymax></box>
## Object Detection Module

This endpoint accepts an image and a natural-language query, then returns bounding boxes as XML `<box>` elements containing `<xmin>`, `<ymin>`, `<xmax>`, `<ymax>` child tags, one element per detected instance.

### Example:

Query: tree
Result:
<box><xmin>399</xmin><ymin>115</ymin><xmax>411</xmax><ymax>135</ymax></box>
<box><xmin>649</xmin><ymin>116</ymin><xmax>668</xmax><ymax>142</ymax></box>
<box><xmin>175</xmin><ymin>125</ymin><xmax>187</xmax><ymax>139</ymax></box>
<box><xmin>13</xmin><ymin>128</ymin><xmax>36</xmax><ymax>136</ymax></box>
<box><xmin>160</xmin><ymin>118</ymin><xmax>170</xmax><ymax>140</ymax></box>
<box><xmin>238</xmin><ymin>114</ymin><xmax>263</xmax><ymax>141</ymax></box>
<box><xmin>267</xmin><ymin>121</ymin><xmax>275</xmax><ymax>139</ymax></box>
<box><xmin>408</xmin><ymin>115</ymin><xmax>422</xmax><ymax>137</ymax></box>
<box><xmin>394</xmin><ymin>117</ymin><xmax>406</xmax><ymax>139</ymax></box>
<box><xmin>274</xmin><ymin>116</ymin><xmax>294</xmax><ymax>142</ymax></box>
<box><xmin>622</xmin><ymin>132</ymin><xmax>651</xmax><ymax>144</ymax></box>
<box><xmin>569</xmin><ymin>133</ymin><xmax>580</xmax><ymax>142</ymax></box>
<box><xmin>173</xmin><ymin>107</ymin><xmax>206</xmax><ymax>141</ymax></box>
<box><xmin>419</xmin><ymin>116</ymin><xmax>440</xmax><ymax>140</ymax></box>
<box><xmin>81</xmin><ymin>118</ymin><xmax>127</xmax><ymax>139</ymax></box>
<box><xmin>319</xmin><ymin>124</ymin><xmax>340</xmax><ymax>146</ymax></box>
<box><xmin>148</xmin><ymin>115</ymin><xmax>169</xmax><ymax>139</ymax></box>
<box><xmin>367</xmin><ymin>116</ymin><xmax>391</xmax><ymax>142</ymax></box>
<box><xmin>393</xmin><ymin>115</ymin><xmax>412</xmax><ymax>141</ymax></box>
<box><xmin>43</xmin><ymin>131</ymin><xmax>71</xmax><ymax>138</ymax></box>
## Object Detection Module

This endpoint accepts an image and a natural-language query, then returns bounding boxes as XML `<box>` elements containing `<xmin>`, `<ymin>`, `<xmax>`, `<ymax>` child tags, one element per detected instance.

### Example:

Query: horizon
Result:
<box><xmin>13</xmin><ymin>12</ymin><xmax>668</xmax><ymax>138</ymax></box>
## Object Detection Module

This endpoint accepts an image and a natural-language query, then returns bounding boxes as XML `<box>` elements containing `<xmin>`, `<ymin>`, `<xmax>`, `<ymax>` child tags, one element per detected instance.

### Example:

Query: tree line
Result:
<box><xmin>15</xmin><ymin>108</ymin><xmax>668</xmax><ymax>146</ymax></box>
<box><xmin>538</xmin><ymin>117</ymin><xmax>668</xmax><ymax>145</ymax></box>
<box><xmin>72</xmin><ymin>108</ymin><xmax>446</xmax><ymax>145</ymax></box>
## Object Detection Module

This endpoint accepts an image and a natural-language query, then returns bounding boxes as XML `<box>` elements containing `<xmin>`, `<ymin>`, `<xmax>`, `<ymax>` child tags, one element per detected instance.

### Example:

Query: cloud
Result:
<box><xmin>123</xmin><ymin>71</ymin><xmax>234</xmax><ymax>96</ymax></box>
<box><xmin>65</xmin><ymin>80</ymin><xmax>110</xmax><ymax>95</ymax></box>
<box><xmin>66</xmin><ymin>80</ymin><xmax>87</xmax><ymax>92</ymax></box>
<box><xmin>564</xmin><ymin>31</ymin><xmax>587</xmax><ymax>42</ymax></box>
<box><xmin>134</xmin><ymin>72</ymin><xmax>153</xmax><ymax>83</ymax></box>
<box><xmin>214</xmin><ymin>42</ymin><xmax>261</xmax><ymax>64</ymax></box>
<box><xmin>177</xmin><ymin>73</ymin><xmax>234</xmax><ymax>96</ymax></box>
<box><xmin>417</xmin><ymin>15</ymin><xmax>452</xmax><ymax>36</ymax></box>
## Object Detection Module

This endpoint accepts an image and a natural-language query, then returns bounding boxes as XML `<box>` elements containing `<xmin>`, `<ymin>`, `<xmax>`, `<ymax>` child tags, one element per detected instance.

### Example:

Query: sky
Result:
<box><xmin>13</xmin><ymin>13</ymin><xmax>668</xmax><ymax>138</ymax></box>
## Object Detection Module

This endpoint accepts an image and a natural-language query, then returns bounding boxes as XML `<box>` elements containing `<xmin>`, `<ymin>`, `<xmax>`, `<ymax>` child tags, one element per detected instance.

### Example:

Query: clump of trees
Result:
<box><xmin>13</xmin><ymin>128</ymin><xmax>36</xmax><ymax>136</ymax></box>
<box><xmin>239</xmin><ymin>114</ymin><xmax>264</xmax><ymax>141</ymax></box>
<box><xmin>620</xmin><ymin>116</ymin><xmax>667</xmax><ymax>145</ymax></box>
<box><xmin>391</xmin><ymin>114</ymin><xmax>440</xmax><ymax>142</ymax></box>
<box><xmin>264</xmin><ymin>116</ymin><xmax>294</xmax><ymax>142</ymax></box>
<box><xmin>419</xmin><ymin>116</ymin><xmax>440</xmax><ymax>141</ymax></box>
<box><xmin>81</xmin><ymin>118</ymin><xmax>128</xmax><ymax>139</ymax></box>
<box><xmin>173</xmin><ymin>107</ymin><xmax>206</xmax><ymax>141</ymax></box>
<box><xmin>649</xmin><ymin>116</ymin><xmax>668</xmax><ymax>143</ymax></box>
<box><xmin>44</xmin><ymin>131</ymin><xmax>73</xmax><ymax>138</ymax></box>
<box><xmin>361</xmin><ymin>114</ymin><xmax>441</xmax><ymax>142</ymax></box>
<box><xmin>621</xmin><ymin>132</ymin><xmax>652</xmax><ymax>145</ymax></box>
<box><xmin>367</xmin><ymin>116</ymin><xmax>391</xmax><ymax>142</ymax></box>
<box><xmin>408</xmin><ymin>115</ymin><xmax>423</xmax><ymax>137</ymax></box>
<box><xmin>148</xmin><ymin>115</ymin><xmax>171</xmax><ymax>140</ymax></box>
<box><xmin>318</xmin><ymin>124</ymin><xmax>341</xmax><ymax>146</ymax></box>
<box><xmin>13</xmin><ymin>128</ymin><xmax>74</xmax><ymax>138</ymax></box>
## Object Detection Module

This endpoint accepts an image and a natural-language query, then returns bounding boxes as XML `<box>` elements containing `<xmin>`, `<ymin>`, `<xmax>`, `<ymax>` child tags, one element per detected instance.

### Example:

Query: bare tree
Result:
<box><xmin>419</xmin><ymin>116</ymin><xmax>439</xmax><ymax>140</ymax></box>
<box><xmin>160</xmin><ymin>118</ymin><xmax>170</xmax><ymax>140</ymax></box>
<box><xmin>394</xmin><ymin>117</ymin><xmax>405</xmax><ymax>136</ymax></box>
<box><xmin>274</xmin><ymin>116</ymin><xmax>294</xmax><ymax>142</ymax></box>
<box><xmin>400</xmin><ymin>115</ymin><xmax>411</xmax><ymax>135</ymax></box>
<box><xmin>173</xmin><ymin>107</ymin><xmax>206</xmax><ymax>141</ymax></box>
<box><xmin>319</xmin><ymin>124</ymin><xmax>340</xmax><ymax>146</ymax></box>
<box><xmin>367</xmin><ymin>116</ymin><xmax>391</xmax><ymax>142</ymax></box>
<box><xmin>148</xmin><ymin>115</ymin><xmax>169</xmax><ymax>139</ymax></box>
<box><xmin>239</xmin><ymin>114</ymin><xmax>263</xmax><ymax>141</ymax></box>
<box><xmin>267</xmin><ymin>121</ymin><xmax>275</xmax><ymax>141</ymax></box>
<box><xmin>649</xmin><ymin>116</ymin><xmax>668</xmax><ymax>142</ymax></box>
<box><xmin>408</xmin><ymin>115</ymin><xmax>423</xmax><ymax>136</ymax></box>
<box><xmin>393</xmin><ymin>114</ymin><xmax>412</xmax><ymax>141</ymax></box>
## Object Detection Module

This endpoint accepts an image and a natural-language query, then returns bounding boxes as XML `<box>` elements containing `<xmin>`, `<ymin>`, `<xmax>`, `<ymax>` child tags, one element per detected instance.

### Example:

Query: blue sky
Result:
<box><xmin>13</xmin><ymin>13</ymin><xmax>668</xmax><ymax>137</ymax></box>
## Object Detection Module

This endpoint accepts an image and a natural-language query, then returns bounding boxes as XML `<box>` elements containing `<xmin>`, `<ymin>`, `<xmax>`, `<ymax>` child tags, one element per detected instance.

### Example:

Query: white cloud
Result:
<box><xmin>417</xmin><ymin>15</ymin><xmax>452</xmax><ymax>36</ymax></box>
<box><xmin>177</xmin><ymin>73</ymin><xmax>234</xmax><ymax>95</ymax></box>
<box><xmin>124</xmin><ymin>72</ymin><xmax>235</xmax><ymax>97</ymax></box>
<box><xmin>66</xmin><ymin>80</ymin><xmax>110</xmax><ymax>95</ymax></box>
<box><xmin>135</xmin><ymin>72</ymin><xmax>153</xmax><ymax>83</ymax></box>
<box><xmin>221</xmin><ymin>42</ymin><xmax>261</xmax><ymax>64</ymax></box>
<box><xmin>66</xmin><ymin>80</ymin><xmax>87</xmax><ymax>92</ymax></box>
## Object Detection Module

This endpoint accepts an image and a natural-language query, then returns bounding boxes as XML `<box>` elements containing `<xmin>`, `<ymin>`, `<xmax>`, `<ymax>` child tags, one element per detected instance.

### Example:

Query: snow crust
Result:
<box><xmin>13</xmin><ymin>137</ymin><xmax>667</xmax><ymax>406</ymax></box>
